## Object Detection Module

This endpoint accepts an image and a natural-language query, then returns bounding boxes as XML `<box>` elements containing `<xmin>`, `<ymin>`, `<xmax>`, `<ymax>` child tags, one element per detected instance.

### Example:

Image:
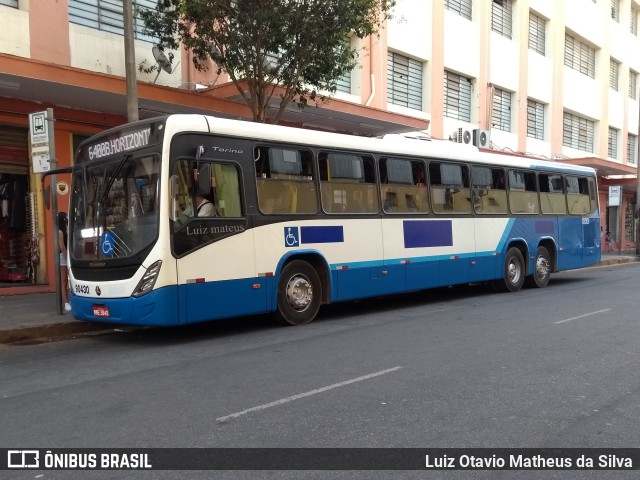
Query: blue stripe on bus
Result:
<box><xmin>403</xmin><ymin>220</ymin><xmax>453</xmax><ymax>248</ymax></box>
<box><xmin>71</xmin><ymin>285</ymin><xmax>180</xmax><ymax>326</ymax></box>
<box><xmin>496</xmin><ymin>218</ymin><xmax>516</xmax><ymax>252</ymax></box>
<box><xmin>301</xmin><ymin>225</ymin><xmax>344</xmax><ymax>244</ymax></box>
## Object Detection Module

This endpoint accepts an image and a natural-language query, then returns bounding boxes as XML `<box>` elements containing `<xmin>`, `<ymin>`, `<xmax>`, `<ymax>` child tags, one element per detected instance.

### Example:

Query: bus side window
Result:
<box><xmin>508</xmin><ymin>170</ymin><xmax>539</xmax><ymax>214</ymax></box>
<box><xmin>255</xmin><ymin>146</ymin><xmax>317</xmax><ymax>214</ymax></box>
<box><xmin>472</xmin><ymin>166</ymin><xmax>507</xmax><ymax>214</ymax></box>
<box><xmin>211</xmin><ymin>163</ymin><xmax>242</xmax><ymax>217</ymax></box>
<box><xmin>539</xmin><ymin>173</ymin><xmax>567</xmax><ymax>214</ymax></box>
<box><xmin>379</xmin><ymin>157</ymin><xmax>428</xmax><ymax>214</ymax></box>
<box><xmin>172</xmin><ymin>159</ymin><xmax>243</xmax><ymax>225</ymax></box>
<box><xmin>429</xmin><ymin>161</ymin><xmax>471</xmax><ymax>214</ymax></box>
<box><xmin>566</xmin><ymin>175</ymin><xmax>591</xmax><ymax>215</ymax></box>
<box><xmin>319</xmin><ymin>152</ymin><xmax>378</xmax><ymax>214</ymax></box>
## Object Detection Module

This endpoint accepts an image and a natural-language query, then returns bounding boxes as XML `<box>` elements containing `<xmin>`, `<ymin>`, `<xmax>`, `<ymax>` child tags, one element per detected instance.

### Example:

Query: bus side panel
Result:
<box><xmin>557</xmin><ymin>216</ymin><xmax>600</xmax><ymax>270</ymax></box>
<box><xmin>333</xmin><ymin>219</ymin><xmax>386</xmax><ymax>301</ymax></box>
<box><xmin>405</xmin><ymin>260</ymin><xmax>439</xmax><ymax>291</ymax></box>
<box><xmin>472</xmin><ymin>218</ymin><xmax>512</xmax><ymax>283</ymax></box>
<box><xmin>184</xmin><ymin>277</ymin><xmax>269</xmax><ymax>323</ymax></box>
<box><xmin>582</xmin><ymin>215</ymin><xmax>601</xmax><ymax>265</ymax></box>
<box><xmin>438</xmin><ymin>256</ymin><xmax>469</xmax><ymax>286</ymax></box>
<box><xmin>335</xmin><ymin>261</ymin><xmax>405</xmax><ymax>301</ymax></box>
<box><xmin>178</xmin><ymin>231</ymin><xmax>267</xmax><ymax>324</ymax></box>
<box><xmin>71</xmin><ymin>285</ymin><xmax>180</xmax><ymax>326</ymax></box>
<box><xmin>558</xmin><ymin>217</ymin><xmax>583</xmax><ymax>270</ymax></box>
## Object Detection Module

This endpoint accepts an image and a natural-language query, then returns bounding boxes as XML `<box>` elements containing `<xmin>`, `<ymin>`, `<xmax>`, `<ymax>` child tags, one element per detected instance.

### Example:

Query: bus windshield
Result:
<box><xmin>70</xmin><ymin>154</ymin><xmax>160</xmax><ymax>262</ymax></box>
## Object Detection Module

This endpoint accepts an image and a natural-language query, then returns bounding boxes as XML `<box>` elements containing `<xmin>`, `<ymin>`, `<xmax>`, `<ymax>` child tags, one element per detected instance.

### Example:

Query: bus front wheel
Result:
<box><xmin>275</xmin><ymin>260</ymin><xmax>322</xmax><ymax>326</ymax></box>
<box><xmin>496</xmin><ymin>247</ymin><xmax>525</xmax><ymax>292</ymax></box>
<box><xmin>525</xmin><ymin>246</ymin><xmax>551</xmax><ymax>288</ymax></box>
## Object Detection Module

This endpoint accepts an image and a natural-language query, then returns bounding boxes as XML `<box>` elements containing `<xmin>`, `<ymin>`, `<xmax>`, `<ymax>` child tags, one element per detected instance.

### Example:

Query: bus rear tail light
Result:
<box><xmin>132</xmin><ymin>260</ymin><xmax>162</xmax><ymax>297</ymax></box>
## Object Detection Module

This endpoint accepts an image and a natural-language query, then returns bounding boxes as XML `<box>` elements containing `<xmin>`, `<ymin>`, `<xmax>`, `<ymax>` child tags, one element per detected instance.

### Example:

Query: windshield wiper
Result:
<box><xmin>93</xmin><ymin>154</ymin><xmax>130</xmax><ymax>258</ymax></box>
<box><xmin>96</xmin><ymin>154</ymin><xmax>130</xmax><ymax>209</ymax></box>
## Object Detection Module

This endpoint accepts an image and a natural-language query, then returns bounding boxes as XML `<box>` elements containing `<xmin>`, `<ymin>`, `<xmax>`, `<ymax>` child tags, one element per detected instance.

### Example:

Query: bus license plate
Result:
<box><xmin>93</xmin><ymin>305</ymin><xmax>110</xmax><ymax>318</ymax></box>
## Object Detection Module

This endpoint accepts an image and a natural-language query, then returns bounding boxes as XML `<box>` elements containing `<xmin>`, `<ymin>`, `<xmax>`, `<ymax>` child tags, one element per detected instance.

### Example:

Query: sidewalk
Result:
<box><xmin>1</xmin><ymin>253</ymin><xmax>638</xmax><ymax>345</ymax></box>
<box><xmin>0</xmin><ymin>292</ymin><xmax>127</xmax><ymax>345</ymax></box>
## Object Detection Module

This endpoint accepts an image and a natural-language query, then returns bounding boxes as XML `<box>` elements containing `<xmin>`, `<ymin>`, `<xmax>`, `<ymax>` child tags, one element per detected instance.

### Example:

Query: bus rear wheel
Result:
<box><xmin>275</xmin><ymin>260</ymin><xmax>322</xmax><ymax>326</ymax></box>
<box><xmin>525</xmin><ymin>246</ymin><xmax>551</xmax><ymax>288</ymax></box>
<box><xmin>495</xmin><ymin>247</ymin><xmax>525</xmax><ymax>292</ymax></box>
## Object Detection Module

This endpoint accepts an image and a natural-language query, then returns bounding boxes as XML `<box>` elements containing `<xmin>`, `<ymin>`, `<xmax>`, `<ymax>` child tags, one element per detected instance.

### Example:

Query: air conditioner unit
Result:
<box><xmin>450</xmin><ymin>127</ymin><xmax>472</xmax><ymax>144</ymax></box>
<box><xmin>473</xmin><ymin>129</ymin><xmax>491</xmax><ymax>148</ymax></box>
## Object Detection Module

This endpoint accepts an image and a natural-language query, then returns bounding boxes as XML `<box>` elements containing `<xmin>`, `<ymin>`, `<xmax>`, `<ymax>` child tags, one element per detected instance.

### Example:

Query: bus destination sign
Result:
<box><xmin>87</xmin><ymin>128</ymin><xmax>151</xmax><ymax>160</ymax></box>
<box><xmin>77</xmin><ymin>120</ymin><xmax>165</xmax><ymax>163</ymax></box>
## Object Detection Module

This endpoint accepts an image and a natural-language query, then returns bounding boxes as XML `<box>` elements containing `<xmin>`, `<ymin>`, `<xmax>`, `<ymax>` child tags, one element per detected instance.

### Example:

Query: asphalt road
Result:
<box><xmin>2</xmin><ymin>263</ymin><xmax>640</xmax><ymax>480</ymax></box>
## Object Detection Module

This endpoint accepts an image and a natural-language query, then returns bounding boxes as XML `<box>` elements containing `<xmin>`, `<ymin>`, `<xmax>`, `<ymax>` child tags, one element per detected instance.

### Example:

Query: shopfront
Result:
<box><xmin>600</xmin><ymin>180</ymin><xmax>637</xmax><ymax>253</ymax></box>
<box><xmin>0</xmin><ymin>124</ymin><xmax>35</xmax><ymax>286</ymax></box>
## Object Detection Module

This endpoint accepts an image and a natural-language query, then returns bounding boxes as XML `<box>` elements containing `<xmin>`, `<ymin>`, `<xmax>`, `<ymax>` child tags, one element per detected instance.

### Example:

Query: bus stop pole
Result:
<box><xmin>47</xmin><ymin>108</ymin><xmax>62</xmax><ymax>315</ymax></box>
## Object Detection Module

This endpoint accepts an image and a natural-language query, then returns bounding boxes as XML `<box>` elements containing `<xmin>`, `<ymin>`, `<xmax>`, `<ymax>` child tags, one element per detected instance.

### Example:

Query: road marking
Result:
<box><xmin>554</xmin><ymin>308</ymin><xmax>611</xmax><ymax>324</ymax></box>
<box><xmin>216</xmin><ymin>366</ymin><xmax>403</xmax><ymax>422</ymax></box>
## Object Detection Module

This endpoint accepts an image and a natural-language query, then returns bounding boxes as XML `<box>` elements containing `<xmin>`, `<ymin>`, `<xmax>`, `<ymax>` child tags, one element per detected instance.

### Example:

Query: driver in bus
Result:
<box><xmin>195</xmin><ymin>192</ymin><xmax>216</xmax><ymax>217</ymax></box>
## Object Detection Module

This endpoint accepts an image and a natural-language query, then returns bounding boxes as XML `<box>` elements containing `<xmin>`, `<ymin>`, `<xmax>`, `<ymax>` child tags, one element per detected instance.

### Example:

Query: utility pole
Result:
<box><xmin>124</xmin><ymin>0</ymin><xmax>139</xmax><ymax>122</ymax></box>
<box><xmin>637</xmin><ymin>86</ymin><xmax>640</xmax><ymax>256</ymax></box>
<box><xmin>46</xmin><ymin>109</ymin><xmax>62</xmax><ymax>314</ymax></box>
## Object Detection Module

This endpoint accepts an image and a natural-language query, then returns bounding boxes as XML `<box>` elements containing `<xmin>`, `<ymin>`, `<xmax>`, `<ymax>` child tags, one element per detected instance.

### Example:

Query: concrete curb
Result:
<box><xmin>597</xmin><ymin>256</ymin><xmax>639</xmax><ymax>266</ymax></box>
<box><xmin>0</xmin><ymin>321</ymin><xmax>129</xmax><ymax>345</ymax></box>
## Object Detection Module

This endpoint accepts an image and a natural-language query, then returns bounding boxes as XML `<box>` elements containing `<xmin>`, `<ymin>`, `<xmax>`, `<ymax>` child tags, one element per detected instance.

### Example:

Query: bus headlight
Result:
<box><xmin>132</xmin><ymin>260</ymin><xmax>162</xmax><ymax>297</ymax></box>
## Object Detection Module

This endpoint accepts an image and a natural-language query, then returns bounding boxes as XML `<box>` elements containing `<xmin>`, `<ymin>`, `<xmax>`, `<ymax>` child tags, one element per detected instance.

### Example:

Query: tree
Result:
<box><xmin>140</xmin><ymin>0</ymin><xmax>395</xmax><ymax>123</ymax></box>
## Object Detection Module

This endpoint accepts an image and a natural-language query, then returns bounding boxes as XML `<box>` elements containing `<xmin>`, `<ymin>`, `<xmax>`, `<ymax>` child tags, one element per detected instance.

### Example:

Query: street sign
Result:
<box><xmin>608</xmin><ymin>185</ymin><xmax>622</xmax><ymax>207</ymax></box>
<box><xmin>28</xmin><ymin>110</ymin><xmax>51</xmax><ymax>173</ymax></box>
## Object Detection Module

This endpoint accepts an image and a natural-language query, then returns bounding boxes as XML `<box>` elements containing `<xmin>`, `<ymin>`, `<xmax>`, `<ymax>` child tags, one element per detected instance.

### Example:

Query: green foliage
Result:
<box><xmin>140</xmin><ymin>0</ymin><xmax>395</xmax><ymax>122</ymax></box>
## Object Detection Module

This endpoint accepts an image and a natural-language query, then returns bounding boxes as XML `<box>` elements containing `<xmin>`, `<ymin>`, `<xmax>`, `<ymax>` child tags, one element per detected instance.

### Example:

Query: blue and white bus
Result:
<box><xmin>63</xmin><ymin>114</ymin><xmax>600</xmax><ymax>326</ymax></box>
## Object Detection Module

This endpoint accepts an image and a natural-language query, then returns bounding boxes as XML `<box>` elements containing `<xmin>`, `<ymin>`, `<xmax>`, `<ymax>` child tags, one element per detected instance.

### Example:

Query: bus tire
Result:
<box><xmin>275</xmin><ymin>260</ymin><xmax>322</xmax><ymax>326</ymax></box>
<box><xmin>525</xmin><ymin>246</ymin><xmax>551</xmax><ymax>288</ymax></box>
<box><xmin>497</xmin><ymin>247</ymin><xmax>525</xmax><ymax>292</ymax></box>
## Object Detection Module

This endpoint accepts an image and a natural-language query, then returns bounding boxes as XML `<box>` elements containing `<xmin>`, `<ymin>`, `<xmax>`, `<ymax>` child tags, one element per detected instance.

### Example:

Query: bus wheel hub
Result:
<box><xmin>537</xmin><ymin>257</ymin><xmax>549</xmax><ymax>278</ymax></box>
<box><xmin>286</xmin><ymin>275</ymin><xmax>313</xmax><ymax>312</ymax></box>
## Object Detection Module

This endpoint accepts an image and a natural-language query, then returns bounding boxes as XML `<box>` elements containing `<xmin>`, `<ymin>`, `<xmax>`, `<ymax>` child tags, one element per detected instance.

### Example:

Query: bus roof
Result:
<box><xmin>133</xmin><ymin>114</ymin><xmax>596</xmax><ymax>176</ymax></box>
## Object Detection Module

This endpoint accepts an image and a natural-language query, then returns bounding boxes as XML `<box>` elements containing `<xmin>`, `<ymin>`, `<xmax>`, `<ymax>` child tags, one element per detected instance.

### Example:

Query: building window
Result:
<box><xmin>445</xmin><ymin>0</ymin><xmax>472</xmax><ymax>20</ymax></box>
<box><xmin>69</xmin><ymin>0</ymin><xmax>158</xmax><ymax>43</ymax></box>
<box><xmin>492</xmin><ymin>0</ymin><xmax>513</xmax><ymax>39</ymax></box>
<box><xmin>336</xmin><ymin>72</ymin><xmax>351</xmax><ymax>94</ymax></box>
<box><xmin>608</xmin><ymin>128</ymin><xmax>618</xmax><ymax>159</ymax></box>
<box><xmin>527</xmin><ymin>99</ymin><xmax>544</xmax><ymax>140</ymax></box>
<box><xmin>529</xmin><ymin>11</ymin><xmax>546</xmax><ymax>56</ymax></box>
<box><xmin>628</xmin><ymin>134</ymin><xmax>637</xmax><ymax>165</ymax></box>
<box><xmin>387</xmin><ymin>52</ymin><xmax>423</xmax><ymax>110</ymax></box>
<box><xmin>444</xmin><ymin>71</ymin><xmax>472</xmax><ymax>122</ymax></box>
<box><xmin>564</xmin><ymin>34</ymin><xmax>596</xmax><ymax>79</ymax></box>
<box><xmin>630</xmin><ymin>70</ymin><xmax>638</xmax><ymax>99</ymax></box>
<box><xmin>611</xmin><ymin>0</ymin><xmax>620</xmax><ymax>22</ymax></box>
<box><xmin>492</xmin><ymin>88</ymin><xmax>511</xmax><ymax>132</ymax></box>
<box><xmin>563</xmin><ymin>112</ymin><xmax>594</xmax><ymax>153</ymax></box>
<box><xmin>632</xmin><ymin>6</ymin><xmax>639</xmax><ymax>36</ymax></box>
<box><xmin>610</xmin><ymin>59</ymin><xmax>620</xmax><ymax>91</ymax></box>
<box><xmin>0</xmin><ymin>0</ymin><xmax>18</xmax><ymax>6</ymax></box>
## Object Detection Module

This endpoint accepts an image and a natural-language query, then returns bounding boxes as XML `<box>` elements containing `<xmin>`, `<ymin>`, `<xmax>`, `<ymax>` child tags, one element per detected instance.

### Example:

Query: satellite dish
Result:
<box><xmin>152</xmin><ymin>45</ymin><xmax>174</xmax><ymax>83</ymax></box>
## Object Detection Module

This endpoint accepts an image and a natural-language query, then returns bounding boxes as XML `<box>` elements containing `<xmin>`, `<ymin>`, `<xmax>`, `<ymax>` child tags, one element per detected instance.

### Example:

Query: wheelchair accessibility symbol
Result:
<box><xmin>284</xmin><ymin>227</ymin><xmax>299</xmax><ymax>247</ymax></box>
<box><xmin>100</xmin><ymin>231</ymin><xmax>115</xmax><ymax>257</ymax></box>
